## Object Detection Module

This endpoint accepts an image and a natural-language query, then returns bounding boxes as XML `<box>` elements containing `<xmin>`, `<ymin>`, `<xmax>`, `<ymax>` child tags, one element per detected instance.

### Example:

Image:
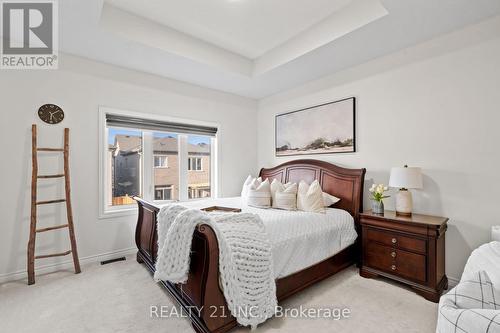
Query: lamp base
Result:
<box><xmin>395</xmin><ymin>189</ymin><xmax>413</xmax><ymax>216</ymax></box>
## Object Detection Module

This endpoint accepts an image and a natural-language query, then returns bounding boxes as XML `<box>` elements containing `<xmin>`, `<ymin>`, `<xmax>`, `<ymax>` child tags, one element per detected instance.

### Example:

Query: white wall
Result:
<box><xmin>0</xmin><ymin>55</ymin><xmax>257</xmax><ymax>281</ymax></box>
<box><xmin>257</xmin><ymin>17</ymin><xmax>500</xmax><ymax>281</ymax></box>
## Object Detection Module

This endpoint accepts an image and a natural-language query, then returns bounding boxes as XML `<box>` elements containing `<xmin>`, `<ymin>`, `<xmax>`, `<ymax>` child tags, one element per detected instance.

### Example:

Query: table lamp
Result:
<box><xmin>389</xmin><ymin>165</ymin><xmax>423</xmax><ymax>216</ymax></box>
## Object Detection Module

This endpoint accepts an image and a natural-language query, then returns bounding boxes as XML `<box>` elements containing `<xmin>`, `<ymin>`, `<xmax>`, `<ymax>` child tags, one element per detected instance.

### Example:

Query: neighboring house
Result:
<box><xmin>109</xmin><ymin>135</ymin><xmax>142</xmax><ymax>205</ymax></box>
<box><xmin>109</xmin><ymin>134</ymin><xmax>210</xmax><ymax>205</ymax></box>
<box><xmin>108</xmin><ymin>144</ymin><xmax>117</xmax><ymax>205</ymax></box>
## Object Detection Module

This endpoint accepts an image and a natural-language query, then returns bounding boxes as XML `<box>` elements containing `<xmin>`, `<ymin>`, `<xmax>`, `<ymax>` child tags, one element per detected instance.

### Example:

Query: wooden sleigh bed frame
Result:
<box><xmin>134</xmin><ymin>159</ymin><xmax>366</xmax><ymax>333</ymax></box>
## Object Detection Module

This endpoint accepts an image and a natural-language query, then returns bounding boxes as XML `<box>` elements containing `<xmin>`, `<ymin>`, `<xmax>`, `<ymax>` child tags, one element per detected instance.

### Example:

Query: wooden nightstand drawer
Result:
<box><xmin>365</xmin><ymin>242</ymin><xmax>426</xmax><ymax>283</ymax></box>
<box><xmin>365</xmin><ymin>227</ymin><xmax>426</xmax><ymax>254</ymax></box>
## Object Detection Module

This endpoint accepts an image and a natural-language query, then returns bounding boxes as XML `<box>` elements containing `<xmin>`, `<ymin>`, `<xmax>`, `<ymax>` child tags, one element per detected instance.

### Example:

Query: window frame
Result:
<box><xmin>98</xmin><ymin>107</ymin><xmax>219</xmax><ymax>219</ymax></box>
<box><xmin>154</xmin><ymin>185</ymin><xmax>173</xmax><ymax>201</ymax></box>
<box><xmin>188</xmin><ymin>156</ymin><xmax>203</xmax><ymax>171</ymax></box>
<box><xmin>154</xmin><ymin>155</ymin><xmax>168</xmax><ymax>168</ymax></box>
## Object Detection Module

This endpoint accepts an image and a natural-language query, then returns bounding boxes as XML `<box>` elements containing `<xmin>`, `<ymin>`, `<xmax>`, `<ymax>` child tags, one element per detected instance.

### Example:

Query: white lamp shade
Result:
<box><xmin>389</xmin><ymin>167</ymin><xmax>423</xmax><ymax>189</ymax></box>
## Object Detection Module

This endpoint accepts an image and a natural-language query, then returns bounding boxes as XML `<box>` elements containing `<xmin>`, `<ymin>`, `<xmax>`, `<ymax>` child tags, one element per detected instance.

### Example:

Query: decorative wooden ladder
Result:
<box><xmin>28</xmin><ymin>124</ymin><xmax>81</xmax><ymax>285</ymax></box>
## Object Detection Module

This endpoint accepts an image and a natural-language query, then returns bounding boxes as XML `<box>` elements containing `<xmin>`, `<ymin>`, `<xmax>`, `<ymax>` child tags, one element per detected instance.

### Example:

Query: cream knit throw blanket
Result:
<box><xmin>154</xmin><ymin>204</ymin><xmax>277</xmax><ymax>328</ymax></box>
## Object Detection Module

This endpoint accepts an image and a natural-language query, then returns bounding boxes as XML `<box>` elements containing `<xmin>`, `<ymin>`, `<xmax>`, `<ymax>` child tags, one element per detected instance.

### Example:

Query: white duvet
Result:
<box><xmin>167</xmin><ymin>197</ymin><xmax>357</xmax><ymax>278</ymax></box>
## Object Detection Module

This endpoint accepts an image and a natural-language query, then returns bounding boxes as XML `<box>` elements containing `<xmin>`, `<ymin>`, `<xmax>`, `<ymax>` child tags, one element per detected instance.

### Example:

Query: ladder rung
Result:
<box><xmin>38</xmin><ymin>174</ymin><xmax>65</xmax><ymax>179</ymax></box>
<box><xmin>36</xmin><ymin>224</ymin><xmax>69</xmax><ymax>233</ymax></box>
<box><xmin>35</xmin><ymin>250</ymin><xmax>71</xmax><ymax>259</ymax></box>
<box><xmin>36</xmin><ymin>199</ymin><xmax>66</xmax><ymax>205</ymax></box>
<box><xmin>37</xmin><ymin>148</ymin><xmax>64</xmax><ymax>152</ymax></box>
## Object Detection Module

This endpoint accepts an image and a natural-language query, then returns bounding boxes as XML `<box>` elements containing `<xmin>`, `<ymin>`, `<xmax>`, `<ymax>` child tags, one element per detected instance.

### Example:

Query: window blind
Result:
<box><xmin>106</xmin><ymin>114</ymin><xmax>218</xmax><ymax>137</ymax></box>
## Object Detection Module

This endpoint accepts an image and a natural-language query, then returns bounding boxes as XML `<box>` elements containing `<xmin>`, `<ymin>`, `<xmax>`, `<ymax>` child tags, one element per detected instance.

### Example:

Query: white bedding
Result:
<box><xmin>167</xmin><ymin>197</ymin><xmax>357</xmax><ymax>278</ymax></box>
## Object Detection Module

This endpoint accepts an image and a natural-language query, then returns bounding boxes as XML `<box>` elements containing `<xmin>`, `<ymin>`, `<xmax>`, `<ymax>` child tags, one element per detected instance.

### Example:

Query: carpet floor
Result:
<box><xmin>0</xmin><ymin>255</ymin><xmax>438</xmax><ymax>333</ymax></box>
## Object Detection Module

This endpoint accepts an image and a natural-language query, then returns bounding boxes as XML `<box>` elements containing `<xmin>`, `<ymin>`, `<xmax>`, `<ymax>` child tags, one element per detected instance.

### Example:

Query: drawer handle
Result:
<box><xmin>391</xmin><ymin>265</ymin><xmax>396</xmax><ymax>271</ymax></box>
<box><xmin>391</xmin><ymin>238</ymin><xmax>397</xmax><ymax>244</ymax></box>
<box><xmin>391</xmin><ymin>251</ymin><xmax>396</xmax><ymax>258</ymax></box>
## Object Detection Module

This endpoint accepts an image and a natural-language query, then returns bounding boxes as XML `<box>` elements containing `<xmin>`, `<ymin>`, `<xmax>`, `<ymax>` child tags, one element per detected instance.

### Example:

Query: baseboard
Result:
<box><xmin>447</xmin><ymin>276</ymin><xmax>459</xmax><ymax>288</ymax></box>
<box><xmin>0</xmin><ymin>247</ymin><xmax>137</xmax><ymax>284</ymax></box>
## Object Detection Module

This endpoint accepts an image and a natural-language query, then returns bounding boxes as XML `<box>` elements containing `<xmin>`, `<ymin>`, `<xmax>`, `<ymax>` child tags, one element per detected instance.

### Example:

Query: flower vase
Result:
<box><xmin>371</xmin><ymin>200</ymin><xmax>384</xmax><ymax>214</ymax></box>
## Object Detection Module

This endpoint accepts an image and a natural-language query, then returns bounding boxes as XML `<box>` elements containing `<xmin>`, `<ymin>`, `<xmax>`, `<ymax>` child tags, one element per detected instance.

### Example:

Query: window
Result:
<box><xmin>153</xmin><ymin>133</ymin><xmax>179</xmax><ymax>201</ymax></box>
<box><xmin>155</xmin><ymin>185</ymin><xmax>173</xmax><ymax>201</ymax></box>
<box><xmin>100</xmin><ymin>108</ymin><xmax>217</xmax><ymax>217</ymax></box>
<box><xmin>187</xmin><ymin>135</ymin><xmax>211</xmax><ymax>199</ymax></box>
<box><xmin>188</xmin><ymin>186</ymin><xmax>211</xmax><ymax>199</ymax></box>
<box><xmin>154</xmin><ymin>155</ymin><xmax>168</xmax><ymax>168</ymax></box>
<box><xmin>188</xmin><ymin>157</ymin><xmax>202</xmax><ymax>171</ymax></box>
<box><xmin>107</xmin><ymin>129</ymin><xmax>142</xmax><ymax>207</ymax></box>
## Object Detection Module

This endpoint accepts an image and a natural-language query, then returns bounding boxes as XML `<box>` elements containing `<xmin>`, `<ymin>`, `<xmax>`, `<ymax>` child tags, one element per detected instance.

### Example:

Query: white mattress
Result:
<box><xmin>167</xmin><ymin>197</ymin><xmax>357</xmax><ymax>278</ymax></box>
<box><xmin>461</xmin><ymin>241</ymin><xmax>500</xmax><ymax>286</ymax></box>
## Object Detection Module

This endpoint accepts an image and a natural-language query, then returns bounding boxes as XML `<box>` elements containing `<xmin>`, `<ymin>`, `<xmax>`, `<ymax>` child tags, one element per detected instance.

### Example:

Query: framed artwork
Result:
<box><xmin>275</xmin><ymin>97</ymin><xmax>356</xmax><ymax>156</ymax></box>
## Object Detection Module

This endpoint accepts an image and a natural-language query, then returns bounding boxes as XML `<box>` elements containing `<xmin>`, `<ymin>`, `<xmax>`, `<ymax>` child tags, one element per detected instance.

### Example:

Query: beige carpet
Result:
<box><xmin>0</xmin><ymin>256</ymin><xmax>438</xmax><ymax>333</ymax></box>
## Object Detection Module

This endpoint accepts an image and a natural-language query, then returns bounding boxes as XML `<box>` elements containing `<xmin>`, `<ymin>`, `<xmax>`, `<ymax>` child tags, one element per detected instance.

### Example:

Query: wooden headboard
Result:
<box><xmin>259</xmin><ymin>159</ymin><xmax>366</xmax><ymax>219</ymax></box>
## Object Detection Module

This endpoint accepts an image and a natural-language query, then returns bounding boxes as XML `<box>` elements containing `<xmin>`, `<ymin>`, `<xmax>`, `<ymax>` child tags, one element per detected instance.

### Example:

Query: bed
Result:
<box><xmin>134</xmin><ymin>159</ymin><xmax>366</xmax><ymax>333</ymax></box>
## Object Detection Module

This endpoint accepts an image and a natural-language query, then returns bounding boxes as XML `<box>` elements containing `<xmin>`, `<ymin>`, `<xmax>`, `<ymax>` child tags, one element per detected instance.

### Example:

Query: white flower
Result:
<box><xmin>384</xmin><ymin>186</ymin><xmax>388</xmax><ymax>191</ymax></box>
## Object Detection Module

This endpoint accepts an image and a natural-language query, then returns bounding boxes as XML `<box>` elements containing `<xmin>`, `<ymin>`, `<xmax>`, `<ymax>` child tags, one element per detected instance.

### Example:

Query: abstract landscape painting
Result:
<box><xmin>275</xmin><ymin>97</ymin><xmax>355</xmax><ymax>156</ymax></box>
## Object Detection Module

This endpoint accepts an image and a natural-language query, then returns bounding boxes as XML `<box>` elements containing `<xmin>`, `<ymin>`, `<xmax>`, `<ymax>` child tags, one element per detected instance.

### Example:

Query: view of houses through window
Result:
<box><xmin>108</xmin><ymin>129</ymin><xmax>143</xmax><ymax>206</ymax></box>
<box><xmin>152</xmin><ymin>132</ymin><xmax>179</xmax><ymax>201</ymax></box>
<box><xmin>187</xmin><ymin>135</ymin><xmax>211</xmax><ymax>199</ymax></box>
<box><xmin>107</xmin><ymin>128</ymin><xmax>212</xmax><ymax>207</ymax></box>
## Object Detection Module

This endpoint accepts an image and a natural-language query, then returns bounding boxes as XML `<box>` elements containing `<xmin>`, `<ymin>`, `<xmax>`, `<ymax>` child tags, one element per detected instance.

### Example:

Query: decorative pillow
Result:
<box><xmin>270</xmin><ymin>179</ymin><xmax>297</xmax><ymax>210</ymax></box>
<box><xmin>241</xmin><ymin>175</ymin><xmax>261</xmax><ymax>199</ymax></box>
<box><xmin>323</xmin><ymin>192</ymin><xmax>340</xmax><ymax>207</ymax></box>
<box><xmin>297</xmin><ymin>180</ymin><xmax>325</xmax><ymax>213</ymax></box>
<box><xmin>247</xmin><ymin>178</ymin><xmax>271</xmax><ymax>208</ymax></box>
<box><xmin>270</xmin><ymin>179</ymin><xmax>294</xmax><ymax>203</ymax></box>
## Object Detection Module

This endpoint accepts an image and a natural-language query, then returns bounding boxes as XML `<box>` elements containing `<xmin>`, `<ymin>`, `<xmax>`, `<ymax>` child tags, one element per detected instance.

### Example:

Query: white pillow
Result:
<box><xmin>270</xmin><ymin>179</ymin><xmax>297</xmax><ymax>210</ymax></box>
<box><xmin>323</xmin><ymin>192</ymin><xmax>340</xmax><ymax>207</ymax></box>
<box><xmin>247</xmin><ymin>178</ymin><xmax>271</xmax><ymax>208</ymax></box>
<box><xmin>297</xmin><ymin>180</ymin><xmax>325</xmax><ymax>213</ymax></box>
<box><xmin>270</xmin><ymin>179</ymin><xmax>293</xmax><ymax>203</ymax></box>
<box><xmin>241</xmin><ymin>175</ymin><xmax>261</xmax><ymax>199</ymax></box>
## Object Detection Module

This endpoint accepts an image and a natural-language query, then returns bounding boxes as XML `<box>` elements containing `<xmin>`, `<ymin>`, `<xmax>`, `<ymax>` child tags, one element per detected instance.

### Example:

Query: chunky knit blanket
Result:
<box><xmin>154</xmin><ymin>204</ymin><xmax>277</xmax><ymax>328</ymax></box>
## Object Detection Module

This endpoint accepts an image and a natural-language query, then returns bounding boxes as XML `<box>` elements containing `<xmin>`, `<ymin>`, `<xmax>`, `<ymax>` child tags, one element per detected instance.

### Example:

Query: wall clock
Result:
<box><xmin>38</xmin><ymin>104</ymin><xmax>64</xmax><ymax>124</ymax></box>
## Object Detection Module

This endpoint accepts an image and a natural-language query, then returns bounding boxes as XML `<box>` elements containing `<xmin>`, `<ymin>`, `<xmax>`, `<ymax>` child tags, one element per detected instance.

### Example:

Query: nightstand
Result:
<box><xmin>359</xmin><ymin>210</ymin><xmax>448</xmax><ymax>302</ymax></box>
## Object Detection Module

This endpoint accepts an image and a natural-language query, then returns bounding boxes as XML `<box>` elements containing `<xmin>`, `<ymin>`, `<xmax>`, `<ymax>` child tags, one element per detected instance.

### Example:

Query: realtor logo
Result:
<box><xmin>1</xmin><ymin>0</ymin><xmax>58</xmax><ymax>69</ymax></box>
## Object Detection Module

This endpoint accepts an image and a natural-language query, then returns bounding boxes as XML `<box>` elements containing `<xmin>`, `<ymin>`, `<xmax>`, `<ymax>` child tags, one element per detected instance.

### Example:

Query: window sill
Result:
<box><xmin>153</xmin><ymin>199</ymin><xmax>177</xmax><ymax>205</ymax></box>
<box><xmin>99</xmin><ymin>206</ymin><xmax>138</xmax><ymax>220</ymax></box>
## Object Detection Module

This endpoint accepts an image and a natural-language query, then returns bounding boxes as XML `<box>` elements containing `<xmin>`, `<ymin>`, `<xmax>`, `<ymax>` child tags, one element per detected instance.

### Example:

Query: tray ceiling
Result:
<box><xmin>58</xmin><ymin>0</ymin><xmax>500</xmax><ymax>98</ymax></box>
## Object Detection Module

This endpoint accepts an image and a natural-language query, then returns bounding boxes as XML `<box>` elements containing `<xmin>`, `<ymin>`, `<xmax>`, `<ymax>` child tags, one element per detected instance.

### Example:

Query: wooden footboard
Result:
<box><xmin>135</xmin><ymin>197</ymin><xmax>231</xmax><ymax>333</ymax></box>
<box><xmin>134</xmin><ymin>159</ymin><xmax>365</xmax><ymax>333</ymax></box>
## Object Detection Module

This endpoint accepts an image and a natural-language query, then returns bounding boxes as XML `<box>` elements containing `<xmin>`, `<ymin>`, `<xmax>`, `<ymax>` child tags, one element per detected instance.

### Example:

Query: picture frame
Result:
<box><xmin>275</xmin><ymin>97</ymin><xmax>356</xmax><ymax>157</ymax></box>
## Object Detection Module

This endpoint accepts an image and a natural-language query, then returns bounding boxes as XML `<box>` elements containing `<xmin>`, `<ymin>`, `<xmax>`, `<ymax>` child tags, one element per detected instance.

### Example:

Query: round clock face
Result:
<box><xmin>38</xmin><ymin>104</ymin><xmax>64</xmax><ymax>124</ymax></box>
